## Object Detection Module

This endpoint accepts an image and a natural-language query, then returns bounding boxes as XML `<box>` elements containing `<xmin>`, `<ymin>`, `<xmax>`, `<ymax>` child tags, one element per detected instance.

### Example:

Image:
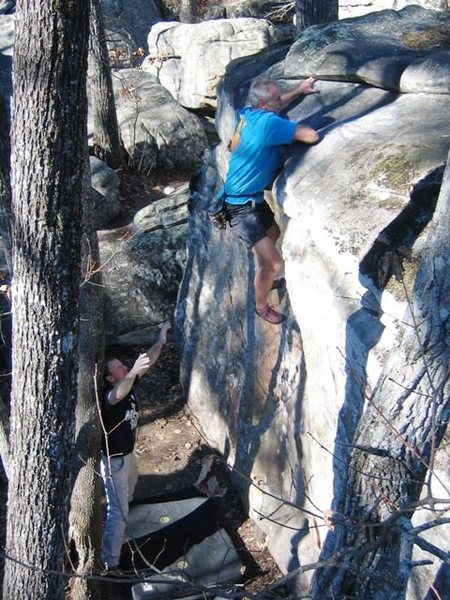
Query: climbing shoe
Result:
<box><xmin>256</xmin><ymin>303</ymin><xmax>285</xmax><ymax>324</ymax></box>
<box><xmin>101</xmin><ymin>564</ymin><xmax>126</xmax><ymax>578</ymax></box>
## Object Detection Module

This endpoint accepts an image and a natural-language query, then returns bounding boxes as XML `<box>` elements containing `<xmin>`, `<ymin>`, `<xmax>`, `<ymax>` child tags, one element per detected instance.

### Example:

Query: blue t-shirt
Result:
<box><xmin>223</xmin><ymin>107</ymin><xmax>297</xmax><ymax>205</ymax></box>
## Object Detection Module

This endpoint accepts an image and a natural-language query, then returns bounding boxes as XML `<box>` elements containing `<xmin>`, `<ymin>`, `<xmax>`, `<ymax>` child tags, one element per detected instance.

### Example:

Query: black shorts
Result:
<box><xmin>225</xmin><ymin>200</ymin><xmax>274</xmax><ymax>249</ymax></box>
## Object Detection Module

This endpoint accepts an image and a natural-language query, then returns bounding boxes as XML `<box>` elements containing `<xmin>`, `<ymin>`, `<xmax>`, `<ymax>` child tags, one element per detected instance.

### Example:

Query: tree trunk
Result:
<box><xmin>0</xmin><ymin>85</ymin><xmax>12</xmax><ymax>483</ymax></box>
<box><xmin>295</xmin><ymin>0</ymin><xmax>338</xmax><ymax>32</ymax></box>
<box><xmin>89</xmin><ymin>0</ymin><xmax>124</xmax><ymax>169</ymax></box>
<box><xmin>0</xmin><ymin>396</ymin><xmax>9</xmax><ymax>478</ymax></box>
<box><xmin>179</xmin><ymin>0</ymin><xmax>198</xmax><ymax>24</ymax></box>
<box><xmin>3</xmin><ymin>1</ymin><xmax>90</xmax><ymax>599</ymax></box>
<box><xmin>0</xmin><ymin>93</ymin><xmax>11</xmax><ymax>274</ymax></box>
<box><xmin>0</xmin><ymin>293</ymin><xmax>11</xmax><ymax>479</ymax></box>
<box><xmin>67</xmin><ymin>153</ymin><xmax>104</xmax><ymax>600</ymax></box>
<box><xmin>0</xmin><ymin>64</ymin><xmax>12</xmax><ymax>483</ymax></box>
<box><xmin>312</xmin><ymin>155</ymin><xmax>450</xmax><ymax>599</ymax></box>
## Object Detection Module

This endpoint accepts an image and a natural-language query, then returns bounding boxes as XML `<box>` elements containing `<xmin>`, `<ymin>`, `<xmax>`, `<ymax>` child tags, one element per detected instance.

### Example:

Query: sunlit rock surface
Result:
<box><xmin>143</xmin><ymin>17</ymin><xmax>290</xmax><ymax>109</ymax></box>
<box><xmin>109</xmin><ymin>69</ymin><xmax>208</xmax><ymax>172</ymax></box>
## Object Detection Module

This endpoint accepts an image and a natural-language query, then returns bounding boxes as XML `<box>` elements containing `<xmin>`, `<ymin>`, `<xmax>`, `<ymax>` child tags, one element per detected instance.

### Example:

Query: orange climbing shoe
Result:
<box><xmin>256</xmin><ymin>303</ymin><xmax>285</xmax><ymax>324</ymax></box>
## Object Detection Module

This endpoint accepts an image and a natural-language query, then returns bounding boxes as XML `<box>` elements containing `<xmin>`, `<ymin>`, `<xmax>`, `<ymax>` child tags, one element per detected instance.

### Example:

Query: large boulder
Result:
<box><xmin>143</xmin><ymin>18</ymin><xmax>290</xmax><ymax>109</ymax></box>
<box><xmin>286</xmin><ymin>5</ymin><xmax>450</xmax><ymax>93</ymax></box>
<box><xmin>176</xmin><ymin>6</ymin><xmax>450</xmax><ymax>595</ymax></box>
<box><xmin>109</xmin><ymin>68</ymin><xmax>208</xmax><ymax>173</ymax></box>
<box><xmin>100</xmin><ymin>184</ymin><xmax>189</xmax><ymax>347</ymax></box>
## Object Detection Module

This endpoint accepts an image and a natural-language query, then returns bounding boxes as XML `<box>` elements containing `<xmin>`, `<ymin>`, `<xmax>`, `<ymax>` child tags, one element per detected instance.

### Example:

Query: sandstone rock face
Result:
<box><xmin>143</xmin><ymin>18</ymin><xmax>290</xmax><ymax>109</ymax></box>
<box><xmin>100</xmin><ymin>185</ymin><xmax>189</xmax><ymax>347</ymax></box>
<box><xmin>286</xmin><ymin>5</ymin><xmax>450</xmax><ymax>94</ymax></box>
<box><xmin>110</xmin><ymin>69</ymin><xmax>208</xmax><ymax>173</ymax></box>
<box><xmin>176</xmin><ymin>6</ymin><xmax>450</xmax><ymax>595</ymax></box>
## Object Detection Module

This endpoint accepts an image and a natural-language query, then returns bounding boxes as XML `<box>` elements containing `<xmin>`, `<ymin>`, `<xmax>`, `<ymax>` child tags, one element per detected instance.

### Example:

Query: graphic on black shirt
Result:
<box><xmin>101</xmin><ymin>388</ymin><xmax>139</xmax><ymax>457</ymax></box>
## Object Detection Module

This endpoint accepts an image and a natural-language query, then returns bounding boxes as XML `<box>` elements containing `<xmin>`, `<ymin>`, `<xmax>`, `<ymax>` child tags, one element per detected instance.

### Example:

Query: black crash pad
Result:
<box><xmin>121</xmin><ymin>490</ymin><xmax>219</xmax><ymax>571</ymax></box>
<box><xmin>131</xmin><ymin>528</ymin><xmax>242</xmax><ymax>599</ymax></box>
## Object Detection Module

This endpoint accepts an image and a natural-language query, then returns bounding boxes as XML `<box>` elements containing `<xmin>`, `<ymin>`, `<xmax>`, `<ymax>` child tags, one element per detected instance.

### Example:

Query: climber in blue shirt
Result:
<box><xmin>223</xmin><ymin>77</ymin><xmax>319</xmax><ymax>324</ymax></box>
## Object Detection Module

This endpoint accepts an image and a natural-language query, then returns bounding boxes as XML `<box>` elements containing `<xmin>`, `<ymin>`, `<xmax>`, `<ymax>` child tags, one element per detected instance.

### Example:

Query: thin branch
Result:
<box><xmin>412</xmin><ymin>536</ymin><xmax>450</xmax><ymax>565</ymax></box>
<box><xmin>410</xmin><ymin>516</ymin><xmax>450</xmax><ymax>535</ymax></box>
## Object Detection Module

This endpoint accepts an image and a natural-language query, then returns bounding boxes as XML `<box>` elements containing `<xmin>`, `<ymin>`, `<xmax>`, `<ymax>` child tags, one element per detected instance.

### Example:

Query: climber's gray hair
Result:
<box><xmin>247</xmin><ymin>78</ymin><xmax>279</xmax><ymax>108</ymax></box>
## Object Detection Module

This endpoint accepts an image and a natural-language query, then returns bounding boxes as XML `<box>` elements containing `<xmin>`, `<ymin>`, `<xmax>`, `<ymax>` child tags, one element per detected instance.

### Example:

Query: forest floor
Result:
<box><xmin>98</xmin><ymin>169</ymin><xmax>289</xmax><ymax>599</ymax></box>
